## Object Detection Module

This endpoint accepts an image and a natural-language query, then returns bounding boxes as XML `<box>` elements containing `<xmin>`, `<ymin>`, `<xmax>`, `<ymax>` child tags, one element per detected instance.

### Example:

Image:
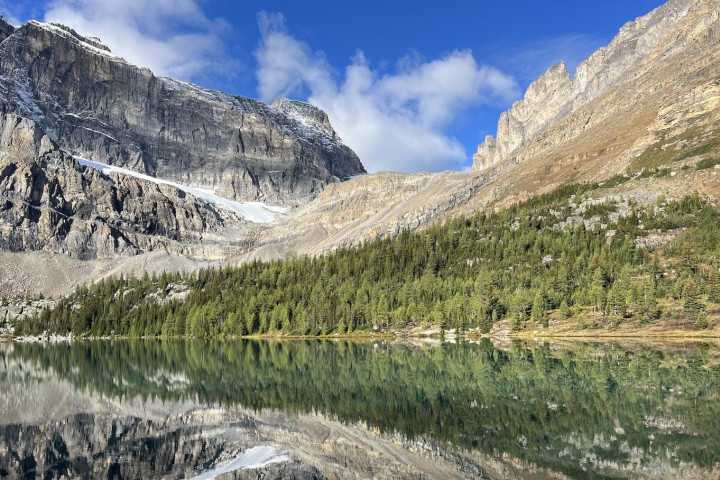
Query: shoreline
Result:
<box><xmin>3</xmin><ymin>327</ymin><xmax>720</xmax><ymax>343</ymax></box>
<box><xmin>509</xmin><ymin>325</ymin><xmax>720</xmax><ymax>340</ymax></box>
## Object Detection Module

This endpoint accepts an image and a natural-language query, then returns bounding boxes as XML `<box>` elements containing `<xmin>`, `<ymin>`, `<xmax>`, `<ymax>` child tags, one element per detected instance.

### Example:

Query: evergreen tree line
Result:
<box><xmin>17</xmin><ymin>184</ymin><xmax>720</xmax><ymax>337</ymax></box>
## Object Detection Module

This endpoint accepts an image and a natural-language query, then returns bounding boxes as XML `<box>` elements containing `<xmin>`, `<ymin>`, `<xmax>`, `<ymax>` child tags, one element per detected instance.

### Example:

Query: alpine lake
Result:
<box><xmin>1</xmin><ymin>338</ymin><xmax>718</xmax><ymax>479</ymax></box>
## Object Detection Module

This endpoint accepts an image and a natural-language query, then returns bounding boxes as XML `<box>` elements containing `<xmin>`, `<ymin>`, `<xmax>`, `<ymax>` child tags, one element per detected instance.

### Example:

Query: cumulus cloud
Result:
<box><xmin>43</xmin><ymin>0</ymin><xmax>236</xmax><ymax>80</ymax></box>
<box><xmin>256</xmin><ymin>13</ymin><xmax>519</xmax><ymax>172</ymax></box>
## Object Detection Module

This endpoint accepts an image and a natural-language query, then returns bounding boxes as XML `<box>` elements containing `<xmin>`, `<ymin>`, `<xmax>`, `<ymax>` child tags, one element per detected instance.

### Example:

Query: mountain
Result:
<box><xmin>241</xmin><ymin>0</ymin><xmax>720</xmax><ymax>263</ymax></box>
<box><xmin>0</xmin><ymin>17</ymin><xmax>365</xmax><ymax>266</ymax></box>
<box><xmin>0</xmin><ymin>20</ymin><xmax>364</xmax><ymax>205</ymax></box>
<box><xmin>2</xmin><ymin>0</ymin><xmax>720</xmax><ymax>307</ymax></box>
<box><xmin>472</xmin><ymin>0</ymin><xmax>720</xmax><ymax>175</ymax></box>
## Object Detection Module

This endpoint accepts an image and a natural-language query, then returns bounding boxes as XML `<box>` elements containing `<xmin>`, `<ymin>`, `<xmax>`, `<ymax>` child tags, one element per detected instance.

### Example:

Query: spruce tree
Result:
<box><xmin>605</xmin><ymin>281</ymin><xmax>627</xmax><ymax>322</ymax></box>
<box><xmin>638</xmin><ymin>276</ymin><xmax>658</xmax><ymax>324</ymax></box>
<box><xmin>683</xmin><ymin>277</ymin><xmax>707</xmax><ymax>327</ymax></box>
<box><xmin>531</xmin><ymin>291</ymin><xmax>547</xmax><ymax>328</ymax></box>
<box><xmin>707</xmin><ymin>264</ymin><xmax>720</xmax><ymax>304</ymax></box>
<box><xmin>589</xmin><ymin>268</ymin><xmax>607</xmax><ymax>314</ymax></box>
<box><xmin>559</xmin><ymin>300</ymin><xmax>571</xmax><ymax>319</ymax></box>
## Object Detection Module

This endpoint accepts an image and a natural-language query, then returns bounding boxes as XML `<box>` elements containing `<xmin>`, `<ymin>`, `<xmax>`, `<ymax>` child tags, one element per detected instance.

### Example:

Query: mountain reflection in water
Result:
<box><xmin>1</xmin><ymin>339</ymin><xmax>719</xmax><ymax>479</ymax></box>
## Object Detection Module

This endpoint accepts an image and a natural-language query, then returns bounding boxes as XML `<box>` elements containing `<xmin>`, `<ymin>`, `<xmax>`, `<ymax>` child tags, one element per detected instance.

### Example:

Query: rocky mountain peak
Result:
<box><xmin>0</xmin><ymin>18</ymin><xmax>365</xmax><ymax>207</ymax></box>
<box><xmin>272</xmin><ymin>98</ymin><xmax>336</xmax><ymax>138</ymax></box>
<box><xmin>27</xmin><ymin>21</ymin><xmax>115</xmax><ymax>55</ymax></box>
<box><xmin>0</xmin><ymin>17</ymin><xmax>366</xmax><ymax>261</ymax></box>
<box><xmin>526</xmin><ymin>62</ymin><xmax>570</xmax><ymax>99</ymax></box>
<box><xmin>473</xmin><ymin>0</ymin><xmax>717</xmax><ymax>172</ymax></box>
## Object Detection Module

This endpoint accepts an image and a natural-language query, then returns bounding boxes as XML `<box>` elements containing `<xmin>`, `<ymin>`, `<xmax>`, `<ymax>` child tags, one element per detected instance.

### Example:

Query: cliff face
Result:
<box><xmin>0</xmin><ymin>112</ymin><xmax>247</xmax><ymax>259</ymax></box>
<box><xmin>473</xmin><ymin>0</ymin><xmax>719</xmax><ymax>171</ymax></box>
<box><xmin>0</xmin><ymin>19</ymin><xmax>364</xmax><ymax>206</ymax></box>
<box><xmin>0</xmin><ymin>16</ymin><xmax>366</xmax><ymax>261</ymax></box>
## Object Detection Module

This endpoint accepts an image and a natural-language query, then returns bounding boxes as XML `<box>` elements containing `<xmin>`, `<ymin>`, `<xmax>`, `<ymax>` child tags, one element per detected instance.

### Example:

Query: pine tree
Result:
<box><xmin>605</xmin><ymin>281</ymin><xmax>627</xmax><ymax>322</ymax></box>
<box><xmin>707</xmin><ymin>264</ymin><xmax>720</xmax><ymax>304</ymax></box>
<box><xmin>483</xmin><ymin>309</ymin><xmax>497</xmax><ymax>334</ymax></box>
<box><xmin>295</xmin><ymin>309</ymin><xmax>309</xmax><ymax>335</ymax></box>
<box><xmin>638</xmin><ymin>275</ymin><xmax>658</xmax><ymax>323</ymax></box>
<box><xmin>531</xmin><ymin>291</ymin><xmax>547</xmax><ymax>328</ymax></box>
<box><xmin>559</xmin><ymin>299</ymin><xmax>571</xmax><ymax>319</ymax></box>
<box><xmin>223</xmin><ymin>311</ymin><xmax>240</xmax><ymax>337</ymax></box>
<box><xmin>589</xmin><ymin>268</ymin><xmax>607</xmax><ymax>314</ymax></box>
<box><xmin>683</xmin><ymin>277</ymin><xmax>707</xmax><ymax>328</ymax></box>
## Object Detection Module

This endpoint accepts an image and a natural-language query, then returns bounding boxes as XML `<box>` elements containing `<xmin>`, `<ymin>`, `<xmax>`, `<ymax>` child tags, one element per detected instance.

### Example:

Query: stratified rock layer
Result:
<box><xmin>0</xmin><ymin>112</ymin><xmax>232</xmax><ymax>259</ymax></box>
<box><xmin>0</xmin><ymin>19</ymin><xmax>364</xmax><ymax>206</ymax></box>
<box><xmin>0</xmin><ymin>16</ymin><xmax>365</xmax><ymax>263</ymax></box>
<box><xmin>473</xmin><ymin>0</ymin><xmax>719</xmax><ymax>171</ymax></box>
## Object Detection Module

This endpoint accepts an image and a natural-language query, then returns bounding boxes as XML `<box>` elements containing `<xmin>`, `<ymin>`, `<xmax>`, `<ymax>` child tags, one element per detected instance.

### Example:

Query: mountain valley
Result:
<box><xmin>1</xmin><ymin>0</ymin><xmax>720</xmax><ymax>327</ymax></box>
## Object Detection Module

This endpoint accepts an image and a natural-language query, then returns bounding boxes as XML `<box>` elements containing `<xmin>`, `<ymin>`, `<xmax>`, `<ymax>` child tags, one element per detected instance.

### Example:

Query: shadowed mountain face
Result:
<box><xmin>0</xmin><ymin>20</ymin><xmax>364</xmax><ymax>206</ymax></box>
<box><xmin>1</xmin><ymin>340</ymin><xmax>720</xmax><ymax>479</ymax></box>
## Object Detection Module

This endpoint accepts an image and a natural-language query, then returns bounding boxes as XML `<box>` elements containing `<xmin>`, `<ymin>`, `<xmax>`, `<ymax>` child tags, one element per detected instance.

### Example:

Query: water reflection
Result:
<box><xmin>1</xmin><ymin>339</ymin><xmax>719</xmax><ymax>479</ymax></box>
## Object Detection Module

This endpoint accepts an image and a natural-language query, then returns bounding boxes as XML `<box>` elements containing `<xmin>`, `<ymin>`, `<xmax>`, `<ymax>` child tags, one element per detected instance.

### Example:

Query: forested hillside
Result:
<box><xmin>15</xmin><ymin>175</ymin><xmax>720</xmax><ymax>338</ymax></box>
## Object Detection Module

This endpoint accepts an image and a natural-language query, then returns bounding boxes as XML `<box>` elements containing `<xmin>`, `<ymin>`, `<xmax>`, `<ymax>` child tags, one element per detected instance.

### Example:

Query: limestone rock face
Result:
<box><xmin>272</xmin><ymin>98</ymin><xmax>336</xmax><ymax>137</ymax></box>
<box><xmin>0</xmin><ymin>16</ymin><xmax>365</xmax><ymax>261</ymax></box>
<box><xmin>0</xmin><ymin>112</ymin><xmax>232</xmax><ymax>259</ymax></box>
<box><xmin>473</xmin><ymin>0</ymin><xmax>719</xmax><ymax>171</ymax></box>
<box><xmin>0</xmin><ymin>19</ymin><xmax>364</xmax><ymax>206</ymax></box>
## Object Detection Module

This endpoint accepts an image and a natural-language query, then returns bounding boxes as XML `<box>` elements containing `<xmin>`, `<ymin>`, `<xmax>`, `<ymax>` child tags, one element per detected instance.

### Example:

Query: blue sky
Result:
<box><xmin>2</xmin><ymin>0</ymin><xmax>665</xmax><ymax>172</ymax></box>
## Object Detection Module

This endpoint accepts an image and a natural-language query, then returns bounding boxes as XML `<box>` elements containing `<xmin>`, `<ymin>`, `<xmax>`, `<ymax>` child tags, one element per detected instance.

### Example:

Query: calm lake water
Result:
<box><xmin>0</xmin><ymin>339</ymin><xmax>719</xmax><ymax>479</ymax></box>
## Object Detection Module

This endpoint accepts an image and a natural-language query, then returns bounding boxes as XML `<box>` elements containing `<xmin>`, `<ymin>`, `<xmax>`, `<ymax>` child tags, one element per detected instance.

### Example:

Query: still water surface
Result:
<box><xmin>0</xmin><ymin>339</ymin><xmax>718</xmax><ymax>479</ymax></box>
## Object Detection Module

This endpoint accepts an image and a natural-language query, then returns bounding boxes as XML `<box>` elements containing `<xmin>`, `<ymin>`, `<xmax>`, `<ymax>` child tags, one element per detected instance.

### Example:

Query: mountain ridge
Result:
<box><xmin>2</xmin><ymin>0</ymin><xmax>720</xmax><ymax>312</ymax></box>
<box><xmin>0</xmin><ymin>15</ymin><xmax>367</xmax><ymax>265</ymax></box>
<box><xmin>472</xmin><ymin>0</ymin><xmax>715</xmax><ymax>171</ymax></box>
<box><xmin>0</xmin><ymin>18</ymin><xmax>365</xmax><ymax>206</ymax></box>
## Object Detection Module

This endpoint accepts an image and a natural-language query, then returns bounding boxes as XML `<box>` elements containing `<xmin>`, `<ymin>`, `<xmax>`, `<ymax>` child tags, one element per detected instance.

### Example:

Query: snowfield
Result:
<box><xmin>75</xmin><ymin>157</ymin><xmax>288</xmax><ymax>224</ymax></box>
<box><xmin>190</xmin><ymin>446</ymin><xmax>289</xmax><ymax>479</ymax></box>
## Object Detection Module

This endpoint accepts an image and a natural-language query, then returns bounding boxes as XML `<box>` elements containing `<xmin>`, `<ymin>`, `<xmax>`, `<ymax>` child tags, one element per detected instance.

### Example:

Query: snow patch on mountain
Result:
<box><xmin>28</xmin><ymin>21</ymin><xmax>122</xmax><ymax>61</ymax></box>
<box><xmin>190</xmin><ymin>446</ymin><xmax>289</xmax><ymax>480</ymax></box>
<box><xmin>74</xmin><ymin>156</ymin><xmax>288</xmax><ymax>224</ymax></box>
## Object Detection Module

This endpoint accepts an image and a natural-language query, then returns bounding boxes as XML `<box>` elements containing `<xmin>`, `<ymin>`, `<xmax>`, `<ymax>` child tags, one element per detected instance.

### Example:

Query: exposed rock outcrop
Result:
<box><xmin>0</xmin><ymin>17</ymin><xmax>13</xmax><ymax>43</ymax></box>
<box><xmin>473</xmin><ymin>0</ymin><xmax>720</xmax><ymax>171</ymax></box>
<box><xmin>0</xmin><ymin>19</ymin><xmax>364</xmax><ymax>206</ymax></box>
<box><xmin>0</xmin><ymin>112</ymin><xmax>243</xmax><ymax>259</ymax></box>
<box><xmin>0</xmin><ymin>298</ymin><xmax>55</xmax><ymax>335</ymax></box>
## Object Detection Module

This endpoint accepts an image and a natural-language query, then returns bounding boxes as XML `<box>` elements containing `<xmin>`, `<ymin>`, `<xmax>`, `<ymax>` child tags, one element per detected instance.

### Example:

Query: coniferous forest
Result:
<box><xmin>16</xmin><ymin>179</ymin><xmax>720</xmax><ymax>338</ymax></box>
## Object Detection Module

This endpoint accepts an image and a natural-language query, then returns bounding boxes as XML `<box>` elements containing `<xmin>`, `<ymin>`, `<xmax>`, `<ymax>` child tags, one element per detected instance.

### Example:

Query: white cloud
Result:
<box><xmin>256</xmin><ymin>13</ymin><xmax>519</xmax><ymax>173</ymax></box>
<box><xmin>43</xmin><ymin>0</ymin><xmax>236</xmax><ymax>80</ymax></box>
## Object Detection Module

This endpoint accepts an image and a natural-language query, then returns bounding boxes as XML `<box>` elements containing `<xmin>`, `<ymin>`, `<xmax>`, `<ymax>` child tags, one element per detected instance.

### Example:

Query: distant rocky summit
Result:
<box><xmin>473</xmin><ymin>0</ymin><xmax>720</xmax><ymax>171</ymax></box>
